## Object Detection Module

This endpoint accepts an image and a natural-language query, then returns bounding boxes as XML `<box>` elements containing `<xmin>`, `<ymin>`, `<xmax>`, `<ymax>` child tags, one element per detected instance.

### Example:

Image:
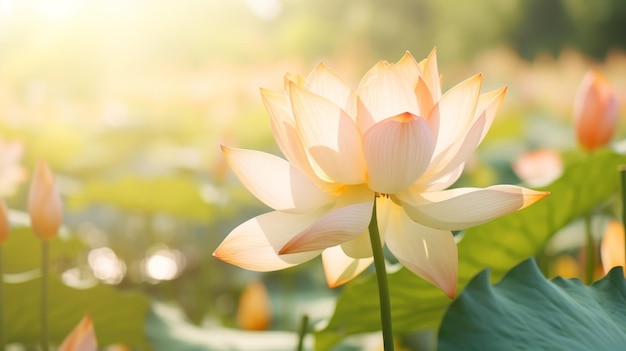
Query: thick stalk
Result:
<box><xmin>368</xmin><ymin>198</ymin><xmax>394</xmax><ymax>350</ymax></box>
<box><xmin>41</xmin><ymin>241</ymin><xmax>49</xmax><ymax>351</ymax></box>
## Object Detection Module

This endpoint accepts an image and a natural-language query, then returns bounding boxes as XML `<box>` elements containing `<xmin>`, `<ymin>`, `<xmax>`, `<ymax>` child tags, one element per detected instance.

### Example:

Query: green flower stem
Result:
<box><xmin>617</xmin><ymin>165</ymin><xmax>626</xmax><ymax>268</ymax></box>
<box><xmin>368</xmin><ymin>198</ymin><xmax>394</xmax><ymax>351</ymax></box>
<box><xmin>41</xmin><ymin>240</ymin><xmax>49</xmax><ymax>351</ymax></box>
<box><xmin>0</xmin><ymin>245</ymin><xmax>4</xmax><ymax>350</ymax></box>
<box><xmin>584</xmin><ymin>213</ymin><xmax>594</xmax><ymax>285</ymax></box>
<box><xmin>296</xmin><ymin>314</ymin><xmax>309</xmax><ymax>351</ymax></box>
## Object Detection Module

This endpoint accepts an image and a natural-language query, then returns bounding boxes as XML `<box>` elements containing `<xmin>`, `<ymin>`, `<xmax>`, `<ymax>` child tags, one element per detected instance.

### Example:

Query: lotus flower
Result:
<box><xmin>28</xmin><ymin>160</ymin><xmax>63</xmax><ymax>240</ymax></box>
<box><xmin>574</xmin><ymin>69</ymin><xmax>618</xmax><ymax>151</ymax></box>
<box><xmin>214</xmin><ymin>50</ymin><xmax>547</xmax><ymax>297</ymax></box>
<box><xmin>58</xmin><ymin>315</ymin><xmax>98</xmax><ymax>351</ymax></box>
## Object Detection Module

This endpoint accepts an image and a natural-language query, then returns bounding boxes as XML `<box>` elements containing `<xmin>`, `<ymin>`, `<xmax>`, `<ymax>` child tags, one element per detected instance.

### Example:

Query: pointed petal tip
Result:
<box><xmin>522</xmin><ymin>190</ymin><xmax>550</xmax><ymax>209</ymax></box>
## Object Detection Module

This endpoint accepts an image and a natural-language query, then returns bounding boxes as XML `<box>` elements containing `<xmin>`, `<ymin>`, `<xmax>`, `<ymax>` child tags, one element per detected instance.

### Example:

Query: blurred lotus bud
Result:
<box><xmin>553</xmin><ymin>254</ymin><xmax>579</xmax><ymax>279</ymax></box>
<box><xmin>59</xmin><ymin>315</ymin><xmax>98</xmax><ymax>351</ymax></box>
<box><xmin>28</xmin><ymin>160</ymin><xmax>63</xmax><ymax>240</ymax></box>
<box><xmin>600</xmin><ymin>220</ymin><xmax>625</xmax><ymax>276</ymax></box>
<box><xmin>512</xmin><ymin>149</ymin><xmax>563</xmax><ymax>187</ymax></box>
<box><xmin>574</xmin><ymin>70</ymin><xmax>618</xmax><ymax>151</ymax></box>
<box><xmin>236</xmin><ymin>280</ymin><xmax>272</xmax><ymax>331</ymax></box>
<box><xmin>0</xmin><ymin>200</ymin><xmax>8</xmax><ymax>244</ymax></box>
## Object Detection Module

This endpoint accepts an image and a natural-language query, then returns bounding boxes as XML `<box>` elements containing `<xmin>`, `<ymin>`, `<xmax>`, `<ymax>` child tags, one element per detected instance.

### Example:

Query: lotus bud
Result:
<box><xmin>600</xmin><ymin>220</ymin><xmax>625</xmax><ymax>276</ymax></box>
<box><xmin>574</xmin><ymin>70</ymin><xmax>618</xmax><ymax>151</ymax></box>
<box><xmin>28</xmin><ymin>160</ymin><xmax>63</xmax><ymax>240</ymax></box>
<box><xmin>236</xmin><ymin>280</ymin><xmax>272</xmax><ymax>331</ymax></box>
<box><xmin>58</xmin><ymin>315</ymin><xmax>98</xmax><ymax>351</ymax></box>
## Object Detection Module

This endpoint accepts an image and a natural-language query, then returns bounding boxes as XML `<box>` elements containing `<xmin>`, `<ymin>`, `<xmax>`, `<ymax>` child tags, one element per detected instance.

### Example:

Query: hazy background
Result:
<box><xmin>0</xmin><ymin>0</ymin><xmax>625</xmax><ymax>333</ymax></box>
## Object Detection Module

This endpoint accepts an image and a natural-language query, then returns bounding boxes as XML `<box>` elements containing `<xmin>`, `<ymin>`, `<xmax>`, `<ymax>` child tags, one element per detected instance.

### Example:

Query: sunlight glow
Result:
<box><xmin>88</xmin><ymin>247</ymin><xmax>127</xmax><ymax>284</ymax></box>
<box><xmin>143</xmin><ymin>248</ymin><xmax>183</xmax><ymax>281</ymax></box>
<box><xmin>245</xmin><ymin>0</ymin><xmax>281</xmax><ymax>20</ymax></box>
<box><xmin>37</xmin><ymin>0</ymin><xmax>80</xmax><ymax>21</ymax></box>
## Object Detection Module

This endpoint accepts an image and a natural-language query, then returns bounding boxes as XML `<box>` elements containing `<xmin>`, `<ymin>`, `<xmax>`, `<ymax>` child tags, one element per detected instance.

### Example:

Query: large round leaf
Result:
<box><xmin>438</xmin><ymin>258</ymin><xmax>626</xmax><ymax>350</ymax></box>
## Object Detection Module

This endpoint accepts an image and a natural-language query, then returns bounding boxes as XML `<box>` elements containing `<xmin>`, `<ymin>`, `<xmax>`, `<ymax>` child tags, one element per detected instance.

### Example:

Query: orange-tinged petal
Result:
<box><xmin>432</xmin><ymin>73</ymin><xmax>482</xmax><ymax>158</ymax></box>
<box><xmin>58</xmin><ymin>315</ymin><xmax>97</xmax><ymax>351</ymax></box>
<box><xmin>418</xmin><ymin>48</ymin><xmax>442</xmax><ymax>101</ymax></box>
<box><xmin>261</xmin><ymin>89</ymin><xmax>310</xmax><ymax>171</ymax></box>
<box><xmin>415</xmin><ymin>76</ymin><xmax>435</xmax><ymax>120</ymax></box>
<box><xmin>237</xmin><ymin>280</ymin><xmax>272</xmax><ymax>331</ymax></box>
<box><xmin>574</xmin><ymin>70</ymin><xmax>618</xmax><ymax>151</ymax></box>
<box><xmin>280</xmin><ymin>201</ymin><xmax>373</xmax><ymax>254</ymax></box>
<box><xmin>399</xmin><ymin>185</ymin><xmax>549</xmax><ymax>230</ymax></box>
<box><xmin>289</xmin><ymin>82</ymin><xmax>367</xmax><ymax>185</ymax></box>
<box><xmin>475</xmin><ymin>86</ymin><xmax>507</xmax><ymax>143</ymax></box>
<box><xmin>394</xmin><ymin>51</ymin><xmax>422</xmax><ymax>90</ymax></box>
<box><xmin>322</xmin><ymin>245</ymin><xmax>373</xmax><ymax>288</ymax></box>
<box><xmin>420</xmin><ymin>86</ymin><xmax>504</xmax><ymax>182</ymax></box>
<box><xmin>28</xmin><ymin>160</ymin><xmax>63</xmax><ymax>241</ymax></box>
<box><xmin>221</xmin><ymin>146</ymin><xmax>331</xmax><ymax>213</ymax></box>
<box><xmin>357</xmin><ymin>60</ymin><xmax>420</xmax><ymax>131</ymax></box>
<box><xmin>423</xmin><ymin>110</ymin><xmax>485</xmax><ymax>181</ymax></box>
<box><xmin>363</xmin><ymin>113</ymin><xmax>435</xmax><ymax>194</ymax></box>
<box><xmin>213</xmin><ymin>211</ymin><xmax>322</xmax><ymax>271</ymax></box>
<box><xmin>0</xmin><ymin>200</ymin><xmax>8</xmax><ymax>244</ymax></box>
<box><xmin>377</xmin><ymin>196</ymin><xmax>457</xmax><ymax>297</ymax></box>
<box><xmin>600</xmin><ymin>220</ymin><xmax>625</xmax><ymax>275</ymax></box>
<box><xmin>305</xmin><ymin>63</ymin><xmax>357</xmax><ymax>118</ymax></box>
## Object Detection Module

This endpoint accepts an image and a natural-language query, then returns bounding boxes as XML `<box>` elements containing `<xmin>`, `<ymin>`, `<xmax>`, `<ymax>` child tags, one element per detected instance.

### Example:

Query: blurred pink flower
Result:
<box><xmin>28</xmin><ymin>160</ymin><xmax>63</xmax><ymax>240</ymax></box>
<box><xmin>214</xmin><ymin>50</ymin><xmax>547</xmax><ymax>297</ymax></box>
<box><xmin>58</xmin><ymin>315</ymin><xmax>97</xmax><ymax>351</ymax></box>
<box><xmin>512</xmin><ymin>149</ymin><xmax>563</xmax><ymax>187</ymax></box>
<box><xmin>574</xmin><ymin>69</ymin><xmax>618</xmax><ymax>151</ymax></box>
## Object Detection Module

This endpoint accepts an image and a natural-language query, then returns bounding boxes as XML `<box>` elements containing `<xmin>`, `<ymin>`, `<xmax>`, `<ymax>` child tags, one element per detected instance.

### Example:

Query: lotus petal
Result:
<box><xmin>377</xmin><ymin>196</ymin><xmax>457</xmax><ymax>297</ymax></box>
<box><xmin>290</xmin><ymin>82</ymin><xmax>367</xmax><ymax>185</ymax></box>
<box><xmin>363</xmin><ymin>113</ymin><xmax>435</xmax><ymax>194</ymax></box>
<box><xmin>280</xmin><ymin>201</ymin><xmax>373</xmax><ymax>254</ymax></box>
<box><xmin>322</xmin><ymin>245</ymin><xmax>373</xmax><ymax>288</ymax></box>
<box><xmin>399</xmin><ymin>185</ymin><xmax>549</xmax><ymax>230</ymax></box>
<box><xmin>213</xmin><ymin>211</ymin><xmax>323</xmax><ymax>271</ymax></box>
<box><xmin>222</xmin><ymin>146</ymin><xmax>331</xmax><ymax>212</ymax></box>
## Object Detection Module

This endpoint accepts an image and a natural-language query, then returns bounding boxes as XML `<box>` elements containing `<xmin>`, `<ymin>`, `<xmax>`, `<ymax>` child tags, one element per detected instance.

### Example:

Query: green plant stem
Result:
<box><xmin>617</xmin><ymin>165</ymin><xmax>626</xmax><ymax>327</ymax></box>
<box><xmin>584</xmin><ymin>214</ymin><xmax>594</xmax><ymax>285</ymax></box>
<box><xmin>296</xmin><ymin>314</ymin><xmax>309</xmax><ymax>351</ymax></box>
<box><xmin>41</xmin><ymin>241</ymin><xmax>49</xmax><ymax>351</ymax></box>
<box><xmin>0</xmin><ymin>246</ymin><xmax>4</xmax><ymax>350</ymax></box>
<box><xmin>368</xmin><ymin>198</ymin><xmax>394</xmax><ymax>351</ymax></box>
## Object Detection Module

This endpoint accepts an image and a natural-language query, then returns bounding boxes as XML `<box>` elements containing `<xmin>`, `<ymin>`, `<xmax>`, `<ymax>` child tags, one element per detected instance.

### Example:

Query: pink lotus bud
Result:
<box><xmin>574</xmin><ymin>70</ymin><xmax>618</xmax><ymax>151</ymax></box>
<box><xmin>27</xmin><ymin>160</ymin><xmax>63</xmax><ymax>240</ymax></box>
